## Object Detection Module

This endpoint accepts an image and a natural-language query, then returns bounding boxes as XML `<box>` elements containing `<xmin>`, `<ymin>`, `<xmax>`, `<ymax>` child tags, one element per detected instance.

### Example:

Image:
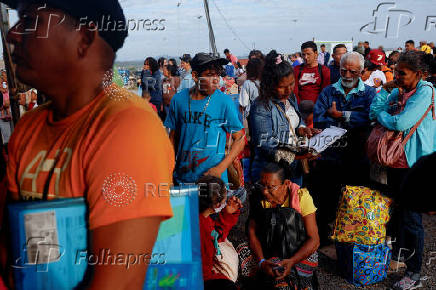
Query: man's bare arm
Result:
<box><xmin>88</xmin><ymin>217</ymin><xmax>163</xmax><ymax>290</ymax></box>
<box><xmin>204</xmin><ymin>129</ymin><xmax>245</xmax><ymax>178</ymax></box>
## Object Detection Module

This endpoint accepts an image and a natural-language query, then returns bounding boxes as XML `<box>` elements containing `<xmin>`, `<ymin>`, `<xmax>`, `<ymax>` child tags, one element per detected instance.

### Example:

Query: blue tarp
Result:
<box><xmin>118</xmin><ymin>69</ymin><xmax>130</xmax><ymax>86</ymax></box>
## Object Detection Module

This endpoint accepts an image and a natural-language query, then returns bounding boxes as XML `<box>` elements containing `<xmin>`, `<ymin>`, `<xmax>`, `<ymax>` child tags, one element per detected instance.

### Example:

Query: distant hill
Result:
<box><xmin>115</xmin><ymin>54</ymin><xmax>250</xmax><ymax>71</ymax></box>
<box><xmin>115</xmin><ymin>60</ymin><xmax>143</xmax><ymax>71</ymax></box>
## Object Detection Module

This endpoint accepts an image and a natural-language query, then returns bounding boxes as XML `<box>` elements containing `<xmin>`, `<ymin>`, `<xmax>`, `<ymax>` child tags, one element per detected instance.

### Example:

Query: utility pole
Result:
<box><xmin>203</xmin><ymin>0</ymin><xmax>218</xmax><ymax>56</ymax></box>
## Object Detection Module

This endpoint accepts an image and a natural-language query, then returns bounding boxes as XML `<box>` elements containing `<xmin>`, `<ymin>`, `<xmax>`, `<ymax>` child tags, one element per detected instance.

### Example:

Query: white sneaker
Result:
<box><xmin>393</xmin><ymin>275</ymin><xmax>423</xmax><ymax>290</ymax></box>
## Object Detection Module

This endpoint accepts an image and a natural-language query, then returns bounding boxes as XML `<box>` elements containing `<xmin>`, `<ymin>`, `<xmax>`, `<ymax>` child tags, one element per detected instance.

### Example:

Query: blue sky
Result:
<box><xmin>6</xmin><ymin>0</ymin><xmax>436</xmax><ymax>61</ymax></box>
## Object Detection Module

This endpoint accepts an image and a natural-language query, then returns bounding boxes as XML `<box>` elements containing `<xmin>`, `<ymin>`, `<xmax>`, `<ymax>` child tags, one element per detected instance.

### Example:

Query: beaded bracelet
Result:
<box><xmin>258</xmin><ymin>258</ymin><xmax>266</xmax><ymax>268</ymax></box>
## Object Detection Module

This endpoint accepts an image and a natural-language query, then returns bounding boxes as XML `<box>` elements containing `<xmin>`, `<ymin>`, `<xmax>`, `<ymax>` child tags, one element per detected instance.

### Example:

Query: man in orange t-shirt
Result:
<box><xmin>3</xmin><ymin>1</ymin><xmax>173</xmax><ymax>289</ymax></box>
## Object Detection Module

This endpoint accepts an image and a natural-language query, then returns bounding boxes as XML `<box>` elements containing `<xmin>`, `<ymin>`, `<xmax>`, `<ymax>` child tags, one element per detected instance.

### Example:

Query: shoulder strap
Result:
<box><xmin>318</xmin><ymin>64</ymin><xmax>324</xmax><ymax>85</ymax></box>
<box><xmin>288</xmin><ymin>182</ymin><xmax>301</xmax><ymax>214</ymax></box>
<box><xmin>402</xmin><ymin>84</ymin><xmax>435</xmax><ymax>146</ymax></box>
<box><xmin>274</xmin><ymin>102</ymin><xmax>298</xmax><ymax>141</ymax></box>
<box><xmin>42</xmin><ymin>166</ymin><xmax>56</xmax><ymax>200</ymax></box>
<box><xmin>297</xmin><ymin>64</ymin><xmax>303</xmax><ymax>90</ymax></box>
<box><xmin>252</xmin><ymin>80</ymin><xmax>260</xmax><ymax>91</ymax></box>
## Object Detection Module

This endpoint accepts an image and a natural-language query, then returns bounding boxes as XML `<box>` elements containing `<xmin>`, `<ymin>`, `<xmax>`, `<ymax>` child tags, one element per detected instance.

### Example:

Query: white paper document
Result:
<box><xmin>308</xmin><ymin>126</ymin><xmax>347</xmax><ymax>154</ymax></box>
<box><xmin>24</xmin><ymin>211</ymin><xmax>60</xmax><ymax>264</ymax></box>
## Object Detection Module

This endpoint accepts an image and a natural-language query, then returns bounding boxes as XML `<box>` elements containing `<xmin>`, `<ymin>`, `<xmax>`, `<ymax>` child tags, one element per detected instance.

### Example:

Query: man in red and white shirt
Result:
<box><xmin>294</xmin><ymin>41</ymin><xmax>330</xmax><ymax>104</ymax></box>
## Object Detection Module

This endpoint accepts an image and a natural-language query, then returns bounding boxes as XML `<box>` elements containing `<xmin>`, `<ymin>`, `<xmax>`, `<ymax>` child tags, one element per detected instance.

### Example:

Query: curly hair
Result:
<box><xmin>246</xmin><ymin>58</ymin><xmax>264</xmax><ymax>81</ymax></box>
<box><xmin>158</xmin><ymin>57</ymin><xmax>166</xmax><ymax>67</ymax></box>
<box><xmin>248</xmin><ymin>49</ymin><xmax>264</xmax><ymax>60</ymax></box>
<box><xmin>197</xmin><ymin>175</ymin><xmax>226</xmax><ymax>213</ymax></box>
<box><xmin>398</xmin><ymin>50</ymin><xmax>433</xmax><ymax>74</ymax></box>
<box><xmin>145</xmin><ymin>57</ymin><xmax>160</xmax><ymax>74</ymax></box>
<box><xmin>258</xmin><ymin>50</ymin><xmax>294</xmax><ymax>108</ymax></box>
<box><xmin>165</xmin><ymin>64</ymin><xmax>178</xmax><ymax>77</ymax></box>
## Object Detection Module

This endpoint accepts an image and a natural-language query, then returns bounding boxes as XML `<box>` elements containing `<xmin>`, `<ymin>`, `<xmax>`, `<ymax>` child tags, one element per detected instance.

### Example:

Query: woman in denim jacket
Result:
<box><xmin>249</xmin><ymin>51</ymin><xmax>320</xmax><ymax>185</ymax></box>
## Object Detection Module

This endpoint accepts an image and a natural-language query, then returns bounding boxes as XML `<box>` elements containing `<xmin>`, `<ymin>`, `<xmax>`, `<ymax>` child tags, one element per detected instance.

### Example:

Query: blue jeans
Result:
<box><xmin>0</xmin><ymin>119</ymin><xmax>13</xmax><ymax>144</ymax></box>
<box><xmin>393</xmin><ymin>208</ymin><xmax>424</xmax><ymax>275</ymax></box>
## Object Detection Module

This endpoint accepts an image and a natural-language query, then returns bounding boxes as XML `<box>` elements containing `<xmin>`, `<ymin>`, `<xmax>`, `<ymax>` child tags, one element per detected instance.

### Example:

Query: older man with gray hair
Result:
<box><xmin>309</xmin><ymin>52</ymin><xmax>376</xmax><ymax>247</ymax></box>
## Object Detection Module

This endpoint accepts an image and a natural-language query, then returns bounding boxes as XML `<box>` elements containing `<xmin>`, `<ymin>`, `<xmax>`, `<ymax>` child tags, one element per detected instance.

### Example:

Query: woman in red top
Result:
<box><xmin>198</xmin><ymin>175</ymin><xmax>242</xmax><ymax>290</ymax></box>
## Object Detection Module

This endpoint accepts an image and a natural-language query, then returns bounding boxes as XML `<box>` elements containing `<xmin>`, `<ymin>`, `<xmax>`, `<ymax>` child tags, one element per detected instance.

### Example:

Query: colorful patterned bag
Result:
<box><xmin>236</xmin><ymin>242</ymin><xmax>258</xmax><ymax>278</ymax></box>
<box><xmin>331</xmin><ymin>186</ymin><xmax>392</xmax><ymax>245</ymax></box>
<box><xmin>336</xmin><ymin>242</ymin><xmax>391</xmax><ymax>287</ymax></box>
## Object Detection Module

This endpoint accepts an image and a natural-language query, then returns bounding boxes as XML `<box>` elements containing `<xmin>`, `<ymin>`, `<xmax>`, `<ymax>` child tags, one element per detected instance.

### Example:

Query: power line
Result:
<box><xmin>211</xmin><ymin>0</ymin><xmax>250</xmax><ymax>51</ymax></box>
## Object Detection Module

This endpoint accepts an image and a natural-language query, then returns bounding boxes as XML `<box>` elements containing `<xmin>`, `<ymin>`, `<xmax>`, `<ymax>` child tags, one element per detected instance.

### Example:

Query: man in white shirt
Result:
<box><xmin>317</xmin><ymin>44</ymin><xmax>330</xmax><ymax>66</ymax></box>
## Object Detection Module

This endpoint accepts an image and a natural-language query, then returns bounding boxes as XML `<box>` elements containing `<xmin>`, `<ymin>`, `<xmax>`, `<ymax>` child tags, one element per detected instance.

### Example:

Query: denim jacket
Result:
<box><xmin>313</xmin><ymin>79</ymin><xmax>376</xmax><ymax>162</ymax></box>
<box><xmin>249</xmin><ymin>94</ymin><xmax>304</xmax><ymax>162</ymax></box>
<box><xmin>314</xmin><ymin>79</ymin><xmax>376</xmax><ymax>130</ymax></box>
<box><xmin>141</xmin><ymin>70</ymin><xmax>163</xmax><ymax>106</ymax></box>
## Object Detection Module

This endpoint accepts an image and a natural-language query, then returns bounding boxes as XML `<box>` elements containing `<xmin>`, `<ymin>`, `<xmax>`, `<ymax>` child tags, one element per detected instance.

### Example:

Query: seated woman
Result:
<box><xmin>198</xmin><ymin>175</ymin><xmax>243</xmax><ymax>290</ymax></box>
<box><xmin>248</xmin><ymin>163</ymin><xmax>320</xmax><ymax>289</ymax></box>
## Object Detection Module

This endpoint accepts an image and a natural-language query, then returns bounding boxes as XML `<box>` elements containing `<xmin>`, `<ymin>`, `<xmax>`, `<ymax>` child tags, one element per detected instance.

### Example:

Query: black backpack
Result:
<box><xmin>254</xmin><ymin>187</ymin><xmax>307</xmax><ymax>259</ymax></box>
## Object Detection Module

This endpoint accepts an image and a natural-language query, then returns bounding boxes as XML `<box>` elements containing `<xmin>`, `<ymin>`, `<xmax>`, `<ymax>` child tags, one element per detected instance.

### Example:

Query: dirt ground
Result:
<box><xmin>229</xmin><ymin>192</ymin><xmax>436</xmax><ymax>290</ymax></box>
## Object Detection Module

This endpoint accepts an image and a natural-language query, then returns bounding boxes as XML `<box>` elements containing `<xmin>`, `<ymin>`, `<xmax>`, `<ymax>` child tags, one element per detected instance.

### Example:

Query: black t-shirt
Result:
<box><xmin>399</xmin><ymin>152</ymin><xmax>436</xmax><ymax>212</ymax></box>
<box><xmin>364</xmin><ymin>47</ymin><xmax>371</xmax><ymax>57</ymax></box>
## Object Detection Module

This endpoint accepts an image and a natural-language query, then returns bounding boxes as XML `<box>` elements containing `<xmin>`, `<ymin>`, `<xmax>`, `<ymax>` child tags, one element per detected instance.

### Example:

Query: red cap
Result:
<box><xmin>368</xmin><ymin>49</ymin><xmax>386</xmax><ymax>66</ymax></box>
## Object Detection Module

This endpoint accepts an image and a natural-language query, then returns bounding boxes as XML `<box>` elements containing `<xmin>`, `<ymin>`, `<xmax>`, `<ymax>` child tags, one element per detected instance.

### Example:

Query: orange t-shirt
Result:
<box><xmin>6</xmin><ymin>84</ymin><xmax>174</xmax><ymax>229</ymax></box>
<box><xmin>381</xmin><ymin>66</ymin><xmax>394</xmax><ymax>83</ymax></box>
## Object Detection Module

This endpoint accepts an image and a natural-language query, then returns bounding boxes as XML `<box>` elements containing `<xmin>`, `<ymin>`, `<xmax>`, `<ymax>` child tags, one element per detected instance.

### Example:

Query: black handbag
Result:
<box><xmin>259</xmin><ymin>205</ymin><xmax>307</xmax><ymax>259</ymax></box>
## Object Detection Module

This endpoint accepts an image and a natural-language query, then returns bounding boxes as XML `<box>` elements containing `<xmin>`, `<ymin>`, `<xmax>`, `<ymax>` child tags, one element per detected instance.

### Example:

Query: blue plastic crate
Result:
<box><xmin>144</xmin><ymin>185</ymin><xmax>203</xmax><ymax>289</ymax></box>
<box><xmin>8</xmin><ymin>198</ymin><xmax>88</xmax><ymax>290</ymax></box>
<box><xmin>8</xmin><ymin>185</ymin><xmax>203</xmax><ymax>290</ymax></box>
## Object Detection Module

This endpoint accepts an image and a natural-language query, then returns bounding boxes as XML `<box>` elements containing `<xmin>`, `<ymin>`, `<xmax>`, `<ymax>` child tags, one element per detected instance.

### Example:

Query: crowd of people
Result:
<box><xmin>0</xmin><ymin>0</ymin><xmax>436</xmax><ymax>289</ymax></box>
<box><xmin>128</xmin><ymin>40</ymin><xmax>436</xmax><ymax>289</ymax></box>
